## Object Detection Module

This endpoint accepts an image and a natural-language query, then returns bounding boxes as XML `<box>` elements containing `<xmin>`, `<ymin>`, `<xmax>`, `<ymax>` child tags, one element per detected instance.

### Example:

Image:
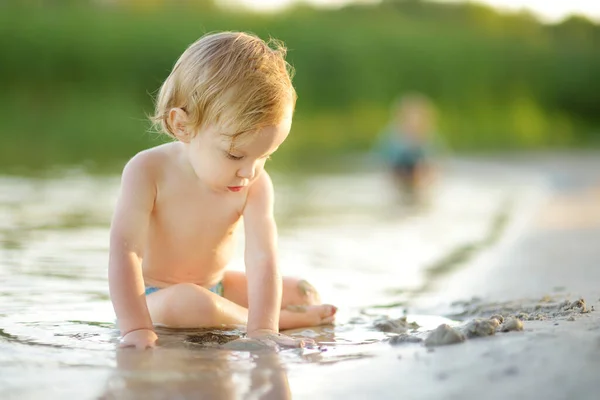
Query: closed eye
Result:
<box><xmin>226</xmin><ymin>152</ymin><xmax>244</xmax><ymax>161</ymax></box>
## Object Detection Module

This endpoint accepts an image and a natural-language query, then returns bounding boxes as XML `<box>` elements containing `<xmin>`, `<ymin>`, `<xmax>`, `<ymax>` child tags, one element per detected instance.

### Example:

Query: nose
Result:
<box><xmin>237</xmin><ymin>160</ymin><xmax>257</xmax><ymax>180</ymax></box>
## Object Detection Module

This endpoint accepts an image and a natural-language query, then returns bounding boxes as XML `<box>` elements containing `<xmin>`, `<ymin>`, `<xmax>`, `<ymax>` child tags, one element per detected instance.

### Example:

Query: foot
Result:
<box><xmin>279</xmin><ymin>304</ymin><xmax>337</xmax><ymax>330</ymax></box>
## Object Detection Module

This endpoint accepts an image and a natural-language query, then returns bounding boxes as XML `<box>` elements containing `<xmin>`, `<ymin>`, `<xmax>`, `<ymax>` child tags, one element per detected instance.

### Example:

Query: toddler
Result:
<box><xmin>108</xmin><ymin>32</ymin><xmax>337</xmax><ymax>350</ymax></box>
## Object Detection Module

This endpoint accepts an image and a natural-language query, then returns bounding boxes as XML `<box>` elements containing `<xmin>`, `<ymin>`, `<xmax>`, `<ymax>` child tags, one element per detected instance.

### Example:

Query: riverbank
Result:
<box><xmin>302</xmin><ymin>152</ymin><xmax>600</xmax><ymax>400</ymax></box>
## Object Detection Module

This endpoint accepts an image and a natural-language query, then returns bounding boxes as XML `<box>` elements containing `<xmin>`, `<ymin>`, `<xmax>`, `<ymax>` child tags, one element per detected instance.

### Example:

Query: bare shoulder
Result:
<box><xmin>122</xmin><ymin>143</ymin><xmax>175</xmax><ymax>178</ymax></box>
<box><xmin>118</xmin><ymin>143</ymin><xmax>180</xmax><ymax>205</ymax></box>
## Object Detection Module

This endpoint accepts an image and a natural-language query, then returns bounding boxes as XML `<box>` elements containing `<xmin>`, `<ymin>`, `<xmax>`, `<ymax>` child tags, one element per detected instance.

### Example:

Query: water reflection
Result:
<box><xmin>102</xmin><ymin>348</ymin><xmax>291</xmax><ymax>400</ymax></box>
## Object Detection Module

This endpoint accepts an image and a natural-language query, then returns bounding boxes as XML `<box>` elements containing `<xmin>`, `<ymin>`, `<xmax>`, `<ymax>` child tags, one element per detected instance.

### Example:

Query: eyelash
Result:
<box><xmin>226</xmin><ymin>153</ymin><xmax>272</xmax><ymax>161</ymax></box>
<box><xmin>226</xmin><ymin>153</ymin><xmax>244</xmax><ymax>161</ymax></box>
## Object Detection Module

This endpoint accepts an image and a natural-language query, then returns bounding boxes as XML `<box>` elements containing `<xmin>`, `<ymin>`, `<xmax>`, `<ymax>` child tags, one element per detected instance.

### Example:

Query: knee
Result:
<box><xmin>160</xmin><ymin>283</ymin><xmax>219</xmax><ymax>326</ymax></box>
<box><xmin>168</xmin><ymin>282</ymin><xmax>204</xmax><ymax>301</ymax></box>
<box><xmin>288</xmin><ymin>279</ymin><xmax>321</xmax><ymax>306</ymax></box>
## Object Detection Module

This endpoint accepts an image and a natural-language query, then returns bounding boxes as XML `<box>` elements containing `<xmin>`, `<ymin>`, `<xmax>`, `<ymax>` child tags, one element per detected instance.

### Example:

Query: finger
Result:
<box><xmin>118</xmin><ymin>341</ymin><xmax>133</xmax><ymax>349</ymax></box>
<box><xmin>255</xmin><ymin>339</ymin><xmax>278</xmax><ymax>349</ymax></box>
<box><xmin>288</xmin><ymin>337</ymin><xmax>311</xmax><ymax>348</ymax></box>
<box><xmin>118</xmin><ymin>339</ymin><xmax>154</xmax><ymax>350</ymax></box>
<box><xmin>135</xmin><ymin>343</ymin><xmax>146</xmax><ymax>350</ymax></box>
<box><xmin>271</xmin><ymin>337</ymin><xmax>296</xmax><ymax>347</ymax></box>
<box><xmin>271</xmin><ymin>336</ymin><xmax>301</xmax><ymax>348</ymax></box>
<box><xmin>291</xmin><ymin>337</ymin><xmax>315</xmax><ymax>348</ymax></box>
<box><xmin>225</xmin><ymin>338</ymin><xmax>276</xmax><ymax>350</ymax></box>
<box><xmin>141</xmin><ymin>342</ymin><xmax>156</xmax><ymax>350</ymax></box>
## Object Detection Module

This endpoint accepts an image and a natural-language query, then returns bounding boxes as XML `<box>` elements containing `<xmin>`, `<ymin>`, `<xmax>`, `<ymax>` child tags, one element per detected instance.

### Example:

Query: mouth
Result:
<box><xmin>227</xmin><ymin>186</ymin><xmax>245</xmax><ymax>192</ymax></box>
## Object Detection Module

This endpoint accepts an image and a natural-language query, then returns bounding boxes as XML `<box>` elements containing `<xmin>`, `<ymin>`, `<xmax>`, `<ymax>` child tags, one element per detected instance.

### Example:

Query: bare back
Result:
<box><xmin>140</xmin><ymin>143</ymin><xmax>247</xmax><ymax>288</ymax></box>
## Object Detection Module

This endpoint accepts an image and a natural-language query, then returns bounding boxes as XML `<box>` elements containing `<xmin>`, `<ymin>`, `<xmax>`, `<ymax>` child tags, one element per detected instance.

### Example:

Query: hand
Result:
<box><xmin>222</xmin><ymin>329</ymin><xmax>315</xmax><ymax>351</ymax></box>
<box><xmin>119</xmin><ymin>328</ymin><xmax>158</xmax><ymax>350</ymax></box>
<box><xmin>247</xmin><ymin>329</ymin><xmax>316</xmax><ymax>349</ymax></box>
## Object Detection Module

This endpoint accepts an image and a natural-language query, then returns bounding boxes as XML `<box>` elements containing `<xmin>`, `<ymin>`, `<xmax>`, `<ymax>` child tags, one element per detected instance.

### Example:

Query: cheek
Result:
<box><xmin>188</xmin><ymin>151</ymin><xmax>205</xmax><ymax>169</ymax></box>
<box><xmin>199</xmin><ymin>155</ymin><xmax>235</xmax><ymax>180</ymax></box>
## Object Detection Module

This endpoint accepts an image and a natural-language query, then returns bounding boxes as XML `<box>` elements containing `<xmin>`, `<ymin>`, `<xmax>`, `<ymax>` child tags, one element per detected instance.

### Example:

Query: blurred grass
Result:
<box><xmin>0</xmin><ymin>1</ymin><xmax>599</xmax><ymax>172</ymax></box>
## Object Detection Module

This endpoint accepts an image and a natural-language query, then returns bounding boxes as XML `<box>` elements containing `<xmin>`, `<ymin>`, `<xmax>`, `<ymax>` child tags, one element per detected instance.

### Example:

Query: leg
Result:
<box><xmin>222</xmin><ymin>271</ymin><xmax>322</xmax><ymax>308</ymax></box>
<box><xmin>222</xmin><ymin>271</ymin><xmax>336</xmax><ymax>330</ymax></box>
<box><xmin>146</xmin><ymin>283</ymin><xmax>248</xmax><ymax>329</ymax></box>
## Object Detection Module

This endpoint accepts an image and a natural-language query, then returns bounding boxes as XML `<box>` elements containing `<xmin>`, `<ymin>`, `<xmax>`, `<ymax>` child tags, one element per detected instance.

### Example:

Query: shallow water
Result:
<box><xmin>0</xmin><ymin>159</ymin><xmax>547</xmax><ymax>399</ymax></box>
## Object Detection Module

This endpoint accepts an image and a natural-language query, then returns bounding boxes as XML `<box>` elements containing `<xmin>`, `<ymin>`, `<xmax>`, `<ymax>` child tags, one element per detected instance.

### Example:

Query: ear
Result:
<box><xmin>168</xmin><ymin>108</ymin><xmax>192</xmax><ymax>143</ymax></box>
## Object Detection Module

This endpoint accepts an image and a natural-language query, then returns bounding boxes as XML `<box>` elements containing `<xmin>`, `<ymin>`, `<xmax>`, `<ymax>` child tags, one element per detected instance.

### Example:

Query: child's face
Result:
<box><xmin>396</xmin><ymin>103</ymin><xmax>431</xmax><ymax>138</ymax></box>
<box><xmin>185</xmin><ymin>105</ymin><xmax>292</xmax><ymax>192</ymax></box>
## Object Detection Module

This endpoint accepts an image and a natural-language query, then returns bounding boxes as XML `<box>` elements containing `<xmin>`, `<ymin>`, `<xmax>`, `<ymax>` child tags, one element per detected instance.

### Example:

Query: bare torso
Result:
<box><xmin>141</xmin><ymin>143</ymin><xmax>247</xmax><ymax>288</ymax></box>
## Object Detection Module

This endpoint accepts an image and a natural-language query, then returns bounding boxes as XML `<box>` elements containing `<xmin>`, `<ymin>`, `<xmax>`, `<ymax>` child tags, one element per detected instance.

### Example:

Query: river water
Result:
<box><xmin>0</xmin><ymin>157</ymin><xmax>548</xmax><ymax>399</ymax></box>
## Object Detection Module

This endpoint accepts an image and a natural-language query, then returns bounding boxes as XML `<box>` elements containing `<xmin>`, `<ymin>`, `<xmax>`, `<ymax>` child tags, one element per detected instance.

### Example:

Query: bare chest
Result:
<box><xmin>151</xmin><ymin>179</ymin><xmax>246</xmax><ymax>249</ymax></box>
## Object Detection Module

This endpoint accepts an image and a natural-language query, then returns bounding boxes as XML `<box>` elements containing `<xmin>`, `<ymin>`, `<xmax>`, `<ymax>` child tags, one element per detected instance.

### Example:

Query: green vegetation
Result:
<box><xmin>1</xmin><ymin>0</ymin><xmax>598</xmax><ymax>171</ymax></box>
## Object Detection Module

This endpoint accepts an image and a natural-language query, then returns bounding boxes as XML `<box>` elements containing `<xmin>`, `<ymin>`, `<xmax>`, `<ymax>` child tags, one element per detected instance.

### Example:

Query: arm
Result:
<box><xmin>235</xmin><ymin>171</ymin><xmax>314</xmax><ymax>349</ymax></box>
<box><xmin>243</xmin><ymin>171</ymin><xmax>281</xmax><ymax>335</ymax></box>
<box><xmin>108</xmin><ymin>152</ymin><xmax>157</xmax><ymax>348</ymax></box>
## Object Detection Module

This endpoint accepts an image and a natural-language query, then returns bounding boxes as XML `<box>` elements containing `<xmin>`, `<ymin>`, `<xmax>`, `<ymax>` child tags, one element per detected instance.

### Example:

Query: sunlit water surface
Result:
<box><xmin>0</xmin><ymin>159</ymin><xmax>547</xmax><ymax>399</ymax></box>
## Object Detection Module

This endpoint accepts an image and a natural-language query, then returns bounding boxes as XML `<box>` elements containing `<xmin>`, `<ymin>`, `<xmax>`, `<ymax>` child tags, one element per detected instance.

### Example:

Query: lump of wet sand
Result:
<box><xmin>449</xmin><ymin>296</ymin><xmax>591</xmax><ymax>323</ymax></box>
<box><xmin>425</xmin><ymin>324</ymin><xmax>465</xmax><ymax>347</ymax></box>
<box><xmin>563</xmin><ymin>298</ymin><xmax>587</xmax><ymax>313</ymax></box>
<box><xmin>389</xmin><ymin>334</ymin><xmax>424</xmax><ymax>345</ymax></box>
<box><xmin>516</xmin><ymin>312</ymin><xmax>529</xmax><ymax>321</ymax></box>
<box><xmin>373</xmin><ymin>316</ymin><xmax>419</xmax><ymax>334</ymax></box>
<box><xmin>499</xmin><ymin>317</ymin><xmax>523</xmax><ymax>332</ymax></box>
<box><xmin>489</xmin><ymin>314</ymin><xmax>504</xmax><ymax>324</ymax></box>
<box><xmin>185</xmin><ymin>330</ymin><xmax>241</xmax><ymax>346</ymax></box>
<box><xmin>461</xmin><ymin>318</ymin><xmax>498</xmax><ymax>338</ymax></box>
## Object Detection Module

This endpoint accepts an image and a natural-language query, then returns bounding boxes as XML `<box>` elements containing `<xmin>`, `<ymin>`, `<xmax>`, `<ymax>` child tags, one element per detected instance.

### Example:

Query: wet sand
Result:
<box><xmin>310</xmin><ymin>153</ymin><xmax>600</xmax><ymax>400</ymax></box>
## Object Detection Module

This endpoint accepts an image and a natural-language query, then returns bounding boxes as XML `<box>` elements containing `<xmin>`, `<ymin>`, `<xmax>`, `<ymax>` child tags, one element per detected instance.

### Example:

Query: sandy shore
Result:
<box><xmin>304</xmin><ymin>153</ymin><xmax>600</xmax><ymax>400</ymax></box>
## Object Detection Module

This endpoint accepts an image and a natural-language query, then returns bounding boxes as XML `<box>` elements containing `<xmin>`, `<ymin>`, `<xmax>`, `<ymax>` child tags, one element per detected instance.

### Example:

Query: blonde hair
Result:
<box><xmin>151</xmin><ymin>31</ymin><xmax>296</xmax><ymax>140</ymax></box>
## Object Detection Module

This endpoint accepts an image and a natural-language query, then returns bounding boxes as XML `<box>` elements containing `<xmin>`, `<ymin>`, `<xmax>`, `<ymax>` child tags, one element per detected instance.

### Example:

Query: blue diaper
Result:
<box><xmin>144</xmin><ymin>281</ymin><xmax>224</xmax><ymax>297</ymax></box>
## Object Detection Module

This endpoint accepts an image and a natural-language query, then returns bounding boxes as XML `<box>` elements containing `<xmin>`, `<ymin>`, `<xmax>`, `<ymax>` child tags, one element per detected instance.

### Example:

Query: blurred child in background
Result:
<box><xmin>375</xmin><ymin>93</ymin><xmax>440</xmax><ymax>201</ymax></box>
